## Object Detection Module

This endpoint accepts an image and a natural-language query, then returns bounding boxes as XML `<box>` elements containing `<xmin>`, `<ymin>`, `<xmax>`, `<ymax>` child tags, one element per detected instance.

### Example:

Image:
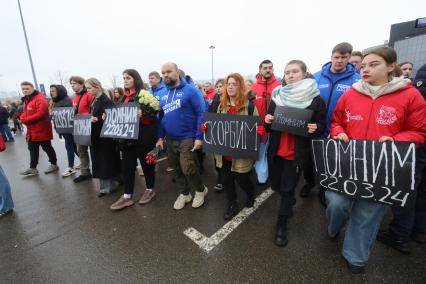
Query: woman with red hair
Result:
<box><xmin>214</xmin><ymin>73</ymin><xmax>259</xmax><ymax>220</ymax></box>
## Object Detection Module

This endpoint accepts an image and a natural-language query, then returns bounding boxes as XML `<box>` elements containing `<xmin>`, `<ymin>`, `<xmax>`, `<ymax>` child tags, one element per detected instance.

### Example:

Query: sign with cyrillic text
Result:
<box><xmin>203</xmin><ymin>113</ymin><xmax>261</xmax><ymax>160</ymax></box>
<box><xmin>100</xmin><ymin>103</ymin><xmax>139</xmax><ymax>140</ymax></box>
<box><xmin>311</xmin><ymin>139</ymin><xmax>416</xmax><ymax>208</ymax></box>
<box><xmin>51</xmin><ymin>107</ymin><xmax>74</xmax><ymax>134</ymax></box>
<box><xmin>73</xmin><ymin>114</ymin><xmax>92</xmax><ymax>146</ymax></box>
<box><xmin>271</xmin><ymin>106</ymin><xmax>313</xmax><ymax>136</ymax></box>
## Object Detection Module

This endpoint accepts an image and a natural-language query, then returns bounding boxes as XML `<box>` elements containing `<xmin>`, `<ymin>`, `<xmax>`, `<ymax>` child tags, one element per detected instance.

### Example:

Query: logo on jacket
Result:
<box><xmin>345</xmin><ymin>110</ymin><xmax>363</xmax><ymax>122</ymax></box>
<box><xmin>376</xmin><ymin>105</ymin><xmax>397</xmax><ymax>125</ymax></box>
<box><xmin>175</xmin><ymin>92</ymin><xmax>183</xmax><ymax>98</ymax></box>
<box><xmin>318</xmin><ymin>84</ymin><xmax>329</xmax><ymax>89</ymax></box>
<box><xmin>163</xmin><ymin>99</ymin><xmax>182</xmax><ymax>114</ymax></box>
<box><xmin>336</xmin><ymin>84</ymin><xmax>350</xmax><ymax>92</ymax></box>
<box><xmin>417</xmin><ymin>80</ymin><xmax>423</xmax><ymax>87</ymax></box>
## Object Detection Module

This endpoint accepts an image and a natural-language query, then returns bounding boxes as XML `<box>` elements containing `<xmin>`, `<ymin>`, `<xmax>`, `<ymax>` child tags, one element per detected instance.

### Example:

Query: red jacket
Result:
<box><xmin>251</xmin><ymin>74</ymin><xmax>281</xmax><ymax>142</ymax></box>
<box><xmin>330</xmin><ymin>84</ymin><xmax>426</xmax><ymax>145</ymax></box>
<box><xmin>20</xmin><ymin>91</ymin><xmax>53</xmax><ymax>141</ymax></box>
<box><xmin>72</xmin><ymin>89</ymin><xmax>94</xmax><ymax>115</ymax></box>
<box><xmin>251</xmin><ymin>74</ymin><xmax>281</xmax><ymax>121</ymax></box>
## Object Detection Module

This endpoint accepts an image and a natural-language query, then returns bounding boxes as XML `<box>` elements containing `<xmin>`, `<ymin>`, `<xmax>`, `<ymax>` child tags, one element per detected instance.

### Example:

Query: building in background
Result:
<box><xmin>388</xmin><ymin>17</ymin><xmax>426</xmax><ymax>76</ymax></box>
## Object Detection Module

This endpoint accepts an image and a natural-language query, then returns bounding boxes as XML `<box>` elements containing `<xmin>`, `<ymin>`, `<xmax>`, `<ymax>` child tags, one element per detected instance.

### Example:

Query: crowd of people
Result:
<box><xmin>1</xmin><ymin>42</ymin><xmax>426</xmax><ymax>274</ymax></box>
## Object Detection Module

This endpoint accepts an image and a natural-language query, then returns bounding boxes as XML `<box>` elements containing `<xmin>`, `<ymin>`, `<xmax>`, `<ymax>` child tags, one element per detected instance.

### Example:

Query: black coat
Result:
<box><xmin>265</xmin><ymin>96</ymin><xmax>326</xmax><ymax>169</ymax></box>
<box><xmin>89</xmin><ymin>94</ymin><xmax>121</xmax><ymax>179</ymax></box>
<box><xmin>117</xmin><ymin>94</ymin><xmax>158</xmax><ymax>147</ymax></box>
<box><xmin>413</xmin><ymin>63</ymin><xmax>426</xmax><ymax>100</ymax></box>
<box><xmin>0</xmin><ymin>106</ymin><xmax>9</xmax><ymax>125</ymax></box>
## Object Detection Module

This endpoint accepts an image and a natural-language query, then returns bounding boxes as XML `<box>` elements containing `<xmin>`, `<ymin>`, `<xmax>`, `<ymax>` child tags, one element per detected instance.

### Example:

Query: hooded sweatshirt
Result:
<box><xmin>330</xmin><ymin>77</ymin><xmax>426</xmax><ymax>145</ymax></box>
<box><xmin>50</xmin><ymin>85</ymin><xmax>72</xmax><ymax>107</ymax></box>
<box><xmin>158</xmin><ymin>76</ymin><xmax>205</xmax><ymax>140</ymax></box>
<box><xmin>314</xmin><ymin>62</ymin><xmax>360</xmax><ymax>136</ymax></box>
<box><xmin>150</xmin><ymin>79</ymin><xmax>167</xmax><ymax>100</ymax></box>
<box><xmin>251</xmin><ymin>73</ymin><xmax>282</xmax><ymax>120</ymax></box>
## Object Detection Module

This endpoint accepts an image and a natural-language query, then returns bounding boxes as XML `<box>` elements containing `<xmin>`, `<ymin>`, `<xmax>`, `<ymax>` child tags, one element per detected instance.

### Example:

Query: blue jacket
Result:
<box><xmin>158</xmin><ymin>76</ymin><xmax>205</xmax><ymax>140</ymax></box>
<box><xmin>313</xmin><ymin>62</ymin><xmax>360</xmax><ymax>136</ymax></box>
<box><xmin>150</xmin><ymin>80</ymin><xmax>167</xmax><ymax>100</ymax></box>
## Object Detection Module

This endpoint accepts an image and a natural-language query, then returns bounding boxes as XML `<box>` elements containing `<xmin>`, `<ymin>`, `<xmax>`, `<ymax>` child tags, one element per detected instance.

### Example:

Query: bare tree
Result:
<box><xmin>51</xmin><ymin>70</ymin><xmax>69</xmax><ymax>88</ymax></box>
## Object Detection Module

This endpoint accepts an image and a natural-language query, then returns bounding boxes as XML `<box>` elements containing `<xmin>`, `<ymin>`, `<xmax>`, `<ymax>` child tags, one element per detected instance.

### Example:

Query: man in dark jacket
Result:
<box><xmin>19</xmin><ymin>81</ymin><xmax>58</xmax><ymax>176</ymax></box>
<box><xmin>0</xmin><ymin>102</ymin><xmax>14</xmax><ymax>142</ymax></box>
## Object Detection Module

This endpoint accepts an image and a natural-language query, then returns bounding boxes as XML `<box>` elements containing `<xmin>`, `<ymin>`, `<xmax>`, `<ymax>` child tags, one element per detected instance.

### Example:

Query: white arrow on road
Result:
<box><xmin>184</xmin><ymin>188</ymin><xmax>274</xmax><ymax>253</ymax></box>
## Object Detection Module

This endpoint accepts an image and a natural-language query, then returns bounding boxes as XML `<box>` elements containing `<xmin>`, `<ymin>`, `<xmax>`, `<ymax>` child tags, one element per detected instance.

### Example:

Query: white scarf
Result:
<box><xmin>271</xmin><ymin>78</ymin><xmax>319</xmax><ymax>109</ymax></box>
<box><xmin>352</xmin><ymin>77</ymin><xmax>410</xmax><ymax>100</ymax></box>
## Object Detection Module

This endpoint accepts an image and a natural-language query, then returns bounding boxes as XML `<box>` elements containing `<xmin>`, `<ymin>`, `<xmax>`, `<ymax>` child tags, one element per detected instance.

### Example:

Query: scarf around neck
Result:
<box><xmin>352</xmin><ymin>77</ymin><xmax>410</xmax><ymax>100</ymax></box>
<box><xmin>271</xmin><ymin>78</ymin><xmax>319</xmax><ymax>109</ymax></box>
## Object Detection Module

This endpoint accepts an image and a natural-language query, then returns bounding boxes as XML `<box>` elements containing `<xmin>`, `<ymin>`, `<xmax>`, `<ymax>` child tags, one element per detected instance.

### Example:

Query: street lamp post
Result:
<box><xmin>209</xmin><ymin>45</ymin><xmax>215</xmax><ymax>85</ymax></box>
<box><xmin>17</xmin><ymin>0</ymin><xmax>38</xmax><ymax>88</ymax></box>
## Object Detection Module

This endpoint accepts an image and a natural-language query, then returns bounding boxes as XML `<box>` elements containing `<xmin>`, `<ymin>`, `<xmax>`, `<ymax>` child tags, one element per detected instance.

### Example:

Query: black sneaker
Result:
<box><xmin>73</xmin><ymin>174</ymin><xmax>92</xmax><ymax>183</ymax></box>
<box><xmin>377</xmin><ymin>230</ymin><xmax>410</xmax><ymax>254</ymax></box>
<box><xmin>214</xmin><ymin>184</ymin><xmax>223</xmax><ymax>191</ymax></box>
<box><xmin>275</xmin><ymin>217</ymin><xmax>288</xmax><ymax>247</ymax></box>
<box><xmin>224</xmin><ymin>203</ymin><xmax>239</xmax><ymax>220</ymax></box>
<box><xmin>345</xmin><ymin>259</ymin><xmax>365</xmax><ymax>274</ymax></box>
<box><xmin>300</xmin><ymin>183</ymin><xmax>315</xmax><ymax>198</ymax></box>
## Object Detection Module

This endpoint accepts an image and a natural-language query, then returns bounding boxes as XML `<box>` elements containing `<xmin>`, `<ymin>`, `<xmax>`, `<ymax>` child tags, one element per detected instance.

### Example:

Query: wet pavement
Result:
<box><xmin>0</xmin><ymin>134</ymin><xmax>425</xmax><ymax>283</ymax></box>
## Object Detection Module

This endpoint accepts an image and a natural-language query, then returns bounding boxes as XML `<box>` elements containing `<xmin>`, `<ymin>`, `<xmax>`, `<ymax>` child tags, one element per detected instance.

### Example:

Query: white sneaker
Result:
<box><xmin>61</xmin><ymin>167</ymin><xmax>77</xmax><ymax>177</ymax></box>
<box><xmin>173</xmin><ymin>193</ymin><xmax>192</xmax><ymax>210</ymax></box>
<box><xmin>192</xmin><ymin>186</ymin><xmax>208</xmax><ymax>208</ymax></box>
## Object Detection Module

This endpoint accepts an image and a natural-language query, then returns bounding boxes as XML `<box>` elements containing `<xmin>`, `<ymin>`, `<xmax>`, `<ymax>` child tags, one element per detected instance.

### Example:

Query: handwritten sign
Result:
<box><xmin>51</xmin><ymin>107</ymin><xmax>74</xmax><ymax>134</ymax></box>
<box><xmin>203</xmin><ymin>113</ymin><xmax>261</xmax><ymax>160</ymax></box>
<box><xmin>73</xmin><ymin>114</ymin><xmax>92</xmax><ymax>146</ymax></box>
<box><xmin>271</xmin><ymin>106</ymin><xmax>313</xmax><ymax>136</ymax></box>
<box><xmin>311</xmin><ymin>139</ymin><xmax>416</xmax><ymax>208</ymax></box>
<box><xmin>101</xmin><ymin>103</ymin><xmax>139</xmax><ymax>139</ymax></box>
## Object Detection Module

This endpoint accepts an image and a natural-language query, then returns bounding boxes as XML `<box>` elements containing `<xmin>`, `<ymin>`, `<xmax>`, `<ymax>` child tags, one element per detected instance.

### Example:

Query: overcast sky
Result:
<box><xmin>0</xmin><ymin>0</ymin><xmax>425</xmax><ymax>96</ymax></box>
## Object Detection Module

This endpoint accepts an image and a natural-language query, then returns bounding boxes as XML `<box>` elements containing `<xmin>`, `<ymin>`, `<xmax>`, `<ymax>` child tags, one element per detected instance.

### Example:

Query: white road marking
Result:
<box><xmin>184</xmin><ymin>188</ymin><xmax>274</xmax><ymax>253</ymax></box>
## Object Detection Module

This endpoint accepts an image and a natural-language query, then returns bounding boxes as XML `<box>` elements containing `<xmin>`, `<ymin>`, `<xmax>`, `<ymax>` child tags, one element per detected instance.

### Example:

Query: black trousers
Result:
<box><xmin>270</xmin><ymin>156</ymin><xmax>301</xmax><ymax>217</ymax></box>
<box><xmin>303</xmin><ymin>154</ymin><xmax>315</xmax><ymax>185</ymax></box>
<box><xmin>121</xmin><ymin>143</ymin><xmax>155</xmax><ymax>195</ymax></box>
<box><xmin>221</xmin><ymin>159</ymin><xmax>254</xmax><ymax>204</ymax></box>
<box><xmin>27</xmin><ymin>140</ymin><xmax>57</xmax><ymax>168</ymax></box>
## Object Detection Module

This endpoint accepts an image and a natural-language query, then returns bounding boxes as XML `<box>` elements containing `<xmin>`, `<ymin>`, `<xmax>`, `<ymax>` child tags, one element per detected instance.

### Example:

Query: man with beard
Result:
<box><xmin>156</xmin><ymin>62</ymin><xmax>207</xmax><ymax>210</ymax></box>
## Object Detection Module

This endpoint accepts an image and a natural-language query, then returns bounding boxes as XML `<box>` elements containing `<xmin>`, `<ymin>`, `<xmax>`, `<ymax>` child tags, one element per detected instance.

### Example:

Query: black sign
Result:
<box><xmin>311</xmin><ymin>139</ymin><xmax>416</xmax><ymax>208</ymax></box>
<box><xmin>100</xmin><ymin>103</ymin><xmax>139</xmax><ymax>140</ymax></box>
<box><xmin>73</xmin><ymin>114</ymin><xmax>92</xmax><ymax>146</ymax></box>
<box><xmin>271</xmin><ymin>106</ymin><xmax>313</xmax><ymax>136</ymax></box>
<box><xmin>51</xmin><ymin>107</ymin><xmax>74</xmax><ymax>134</ymax></box>
<box><xmin>203</xmin><ymin>113</ymin><xmax>261</xmax><ymax>160</ymax></box>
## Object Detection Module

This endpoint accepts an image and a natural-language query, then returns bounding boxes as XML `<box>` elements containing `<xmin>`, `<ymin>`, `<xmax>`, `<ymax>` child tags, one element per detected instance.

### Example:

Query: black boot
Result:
<box><xmin>224</xmin><ymin>202</ymin><xmax>239</xmax><ymax>220</ymax></box>
<box><xmin>275</xmin><ymin>216</ymin><xmax>288</xmax><ymax>247</ymax></box>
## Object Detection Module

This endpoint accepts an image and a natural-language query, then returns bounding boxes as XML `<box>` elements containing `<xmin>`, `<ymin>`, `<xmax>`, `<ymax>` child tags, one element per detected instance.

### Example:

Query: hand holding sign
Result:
<box><xmin>307</xmin><ymin>123</ymin><xmax>317</xmax><ymax>134</ymax></box>
<box><xmin>334</xmin><ymin>133</ymin><xmax>349</xmax><ymax>143</ymax></box>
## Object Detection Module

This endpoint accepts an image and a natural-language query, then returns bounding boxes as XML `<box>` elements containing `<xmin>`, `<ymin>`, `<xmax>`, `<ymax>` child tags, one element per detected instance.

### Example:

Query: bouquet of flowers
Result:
<box><xmin>135</xmin><ymin>90</ymin><xmax>160</xmax><ymax>118</ymax></box>
<box><xmin>145</xmin><ymin>146</ymin><xmax>162</xmax><ymax>165</ymax></box>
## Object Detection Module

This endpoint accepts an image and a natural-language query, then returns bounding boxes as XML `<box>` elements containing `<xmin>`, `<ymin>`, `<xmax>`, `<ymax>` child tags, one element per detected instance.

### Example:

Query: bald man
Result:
<box><xmin>156</xmin><ymin>63</ymin><xmax>208</xmax><ymax>210</ymax></box>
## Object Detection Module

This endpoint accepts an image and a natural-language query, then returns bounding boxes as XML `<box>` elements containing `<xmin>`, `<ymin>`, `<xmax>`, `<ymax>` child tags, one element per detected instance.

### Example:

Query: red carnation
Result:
<box><xmin>200</xmin><ymin>123</ymin><xmax>207</xmax><ymax>133</ymax></box>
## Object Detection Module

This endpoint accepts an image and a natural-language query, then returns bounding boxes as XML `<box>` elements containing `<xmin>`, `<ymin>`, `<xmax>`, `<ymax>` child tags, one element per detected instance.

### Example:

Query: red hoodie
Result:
<box><xmin>330</xmin><ymin>83</ymin><xmax>426</xmax><ymax>145</ymax></box>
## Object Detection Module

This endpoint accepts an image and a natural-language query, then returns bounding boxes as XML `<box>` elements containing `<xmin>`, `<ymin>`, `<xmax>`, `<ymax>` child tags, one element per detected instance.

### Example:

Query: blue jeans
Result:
<box><xmin>63</xmin><ymin>133</ymin><xmax>77</xmax><ymax>168</ymax></box>
<box><xmin>0</xmin><ymin>123</ymin><xmax>13</xmax><ymax>141</ymax></box>
<box><xmin>326</xmin><ymin>191</ymin><xmax>386</xmax><ymax>266</ymax></box>
<box><xmin>389</xmin><ymin>143</ymin><xmax>426</xmax><ymax>240</ymax></box>
<box><xmin>0</xmin><ymin>166</ymin><xmax>14</xmax><ymax>213</ymax></box>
